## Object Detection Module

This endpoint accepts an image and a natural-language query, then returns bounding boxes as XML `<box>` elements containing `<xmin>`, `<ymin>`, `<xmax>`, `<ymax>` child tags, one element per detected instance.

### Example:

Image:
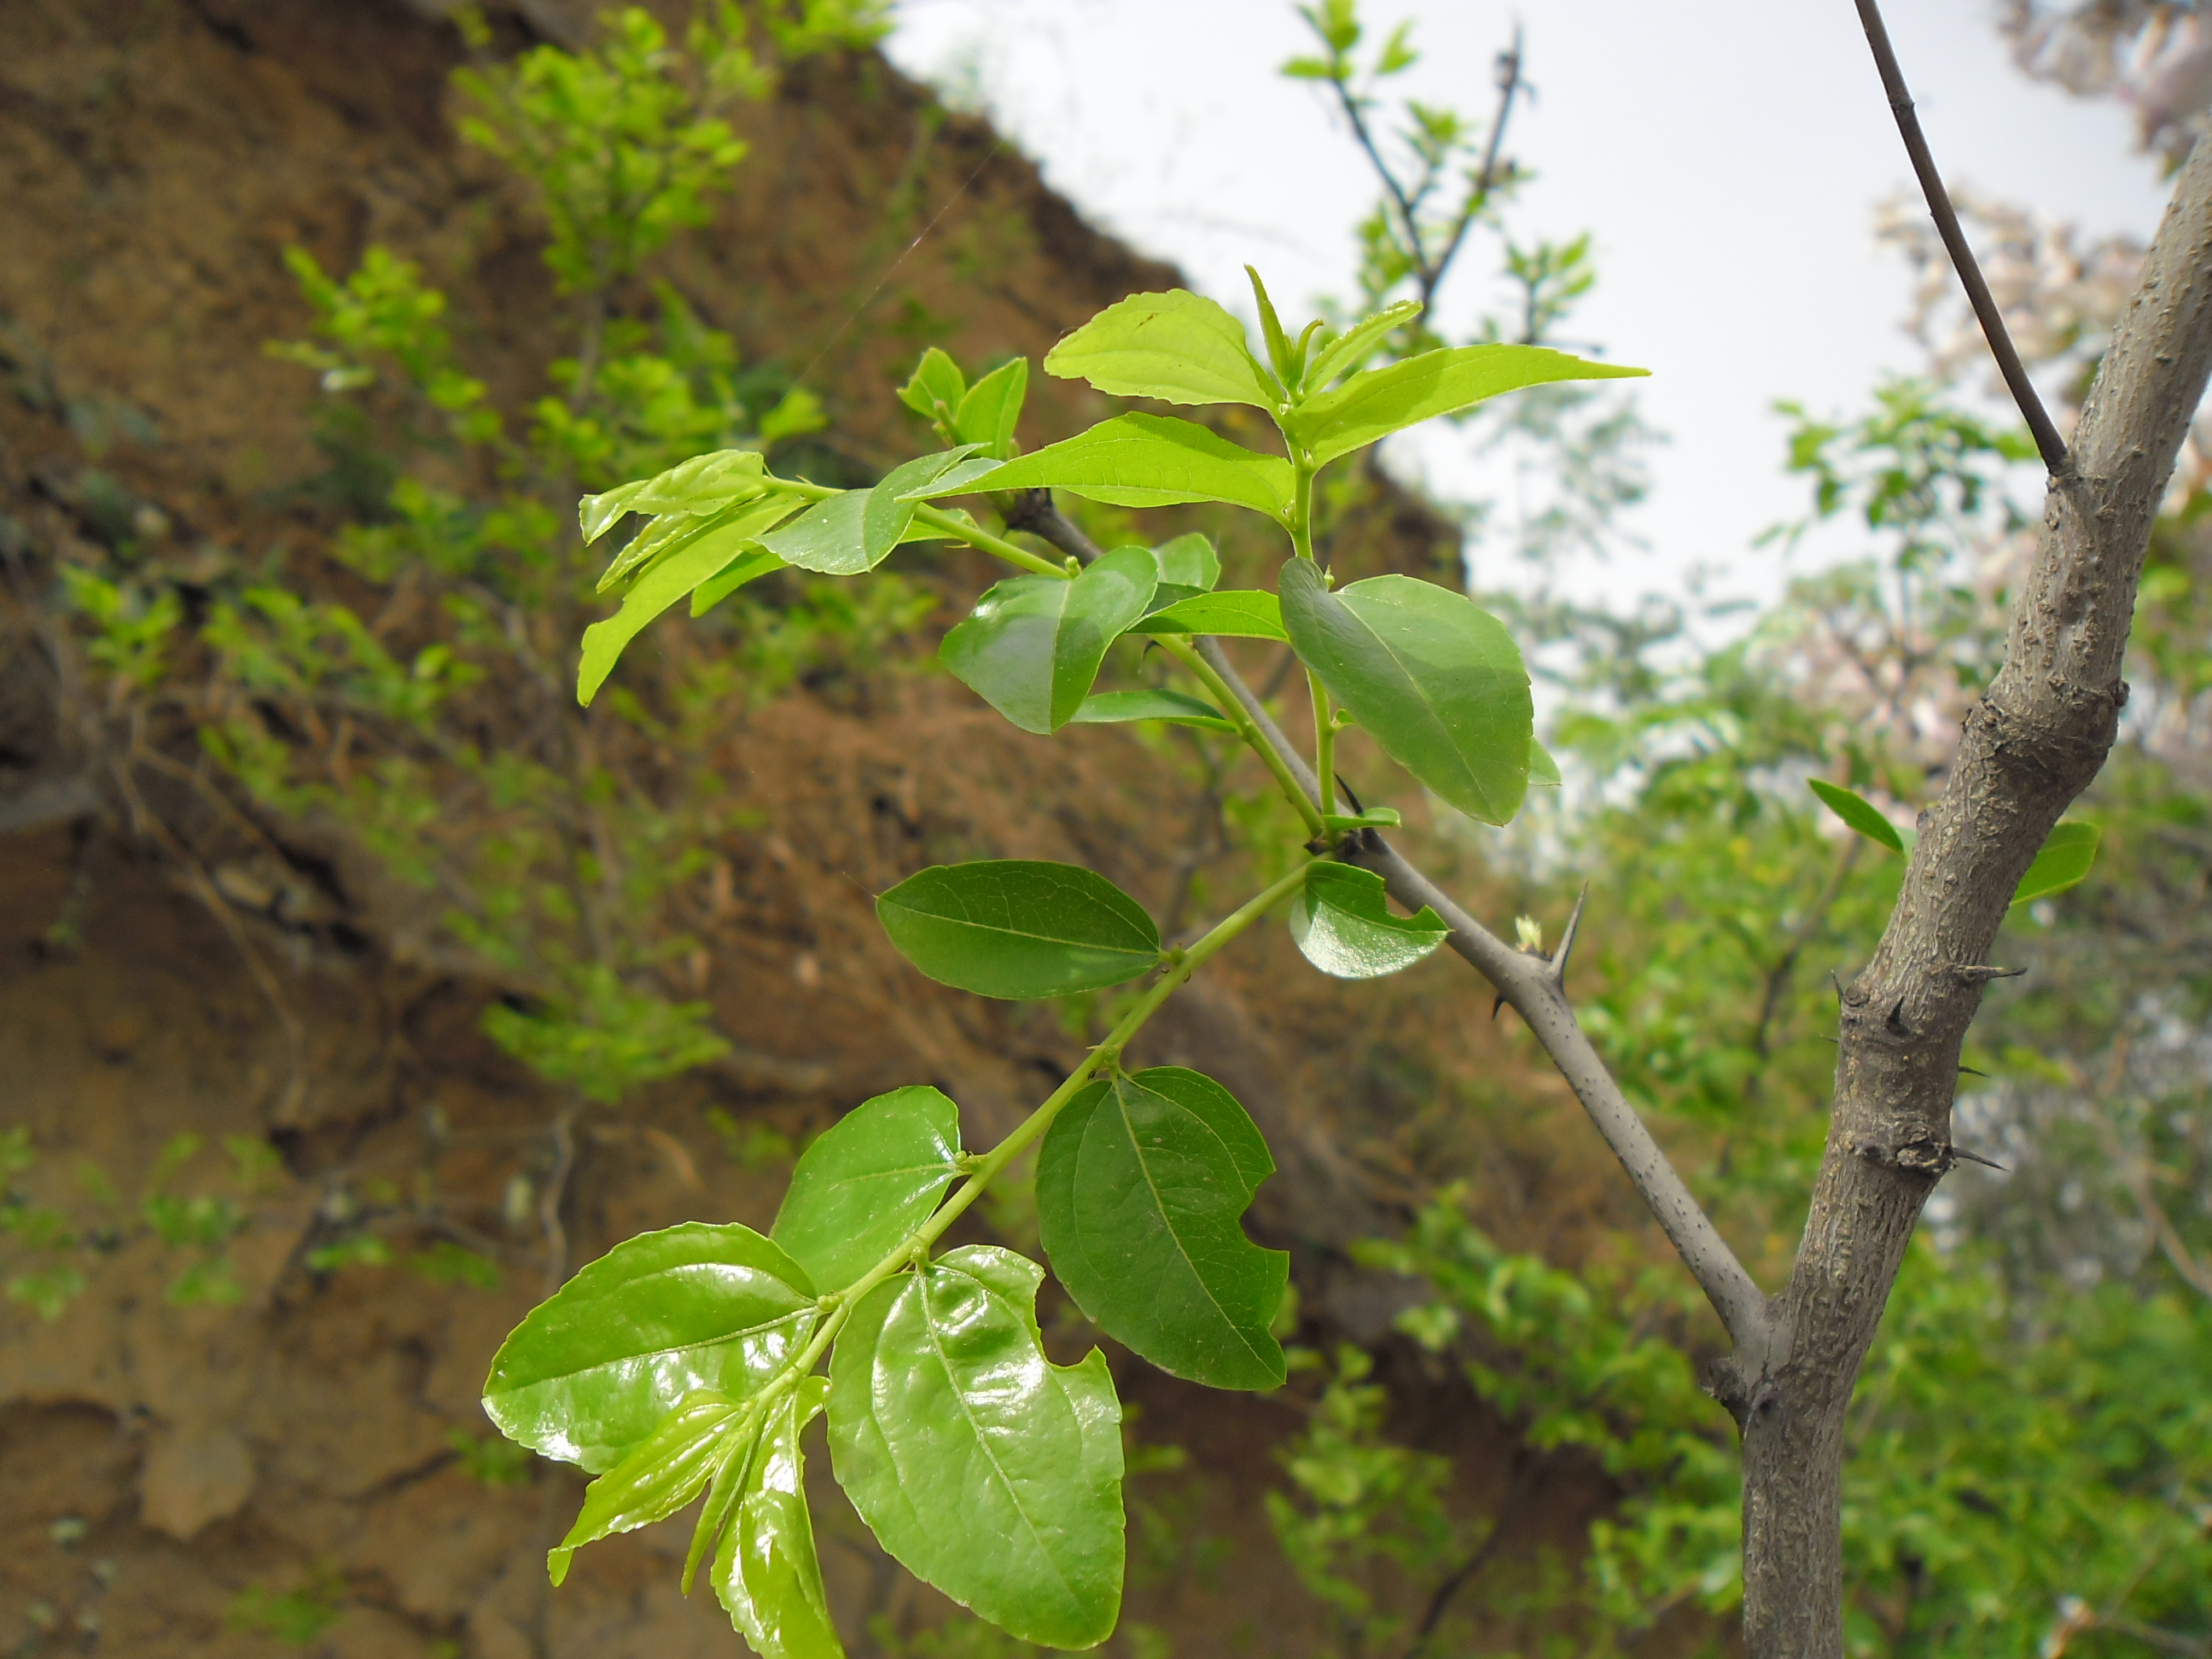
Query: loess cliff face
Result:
<box><xmin>0</xmin><ymin>3</ymin><xmax>1627</xmax><ymax>1655</ymax></box>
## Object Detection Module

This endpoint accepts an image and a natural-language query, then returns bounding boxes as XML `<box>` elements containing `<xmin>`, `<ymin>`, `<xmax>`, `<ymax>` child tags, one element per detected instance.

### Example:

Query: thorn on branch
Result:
<box><xmin>1950</xmin><ymin>1144</ymin><xmax>2008</xmax><ymax>1172</ymax></box>
<box><xmin>1947</xmin><ymin>963</ymin><xmax>2028</xmax><ymax>983</ymax></box>
<box><xmin>1547</xmin><ymin>884</ymin><xmax>1587</xmax><ymax>986</ymax></box>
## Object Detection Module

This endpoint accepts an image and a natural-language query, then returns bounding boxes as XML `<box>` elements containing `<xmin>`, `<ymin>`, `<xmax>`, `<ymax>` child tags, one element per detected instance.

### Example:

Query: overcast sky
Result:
<box><xmin>884</xmin><ymin>0</ymin><xmax>2170</xmax><ymax>615</ymax></box>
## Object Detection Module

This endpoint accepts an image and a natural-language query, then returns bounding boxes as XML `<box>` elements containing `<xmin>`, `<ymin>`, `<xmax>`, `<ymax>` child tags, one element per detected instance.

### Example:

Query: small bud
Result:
<box><xmin>1514</xmin><ymin>915</ymin><xmax>1543</xmax><ymax>952</ymax></box>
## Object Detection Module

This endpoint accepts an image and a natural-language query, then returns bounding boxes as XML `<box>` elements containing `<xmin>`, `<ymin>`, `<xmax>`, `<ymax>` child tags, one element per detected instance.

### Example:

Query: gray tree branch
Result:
<box><xmin>1004</xmin><ymin>492</ymin><xmax>1773</xmax><ymax>1359</ymax></box>
<box><xmin>1738</xmin><ymin>124</ymin><xmax>2212</xmax><ymax>1655</ymax></box>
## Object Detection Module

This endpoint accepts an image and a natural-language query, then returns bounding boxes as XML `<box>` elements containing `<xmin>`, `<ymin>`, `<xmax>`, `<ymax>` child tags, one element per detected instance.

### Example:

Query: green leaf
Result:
<box><xmin>596</xmin><ymin>488</ymin><xmax>798</xmax><ymax>595</ymax></box>
<box><xmin>898</xmin><ymin>347</ymin><xmax>966</xmax><ymax>423</ymax></box>
<box><xmin>955</xmin><ymin>358</ymin><xmax>1028</xmax><ymax>459</ymax></box>
<box><xmin>481</xmin><ymin>1221</ymin><xmax>818</xmax><ymax>1472</ymax></box>
<box><xmin>864</xmin><ymin>447</ymin><xmax>985</xmax><ymax>569</ymax></box>
<box><xmin>1279</xmin><ymin>562</ymin><xmax>1533</xmax><ymax>824</ymax></box>
<box><xmin>1289</xmin><ymin>862</ymin><xmax>1449</xmax><ymax>979</ymax></box>
<box><xmin>1807</xmin><ymin>780</ymin><xmax>1906</xmax><ymax>854</ymax></box>
<box><xmin>1150</xmin><ymin>532</ymin><xmax>1220</xmax><ymax>590</ymax></box>
<box><xmin>917</xmin><ymin>414</ymin><xmax>1294</xmax><ymax>518</ymax></box>
<box><xmin>579</xmin><ymin>449</ymin><xmax>766</xmax><ymax>544</ymax></box>
<box><xmin>1038</xmin><ymin>1067</ymin><xmax>1288</xmax><ymax>1390</ymax></box>
<box><xmin>1044</xmin><ymin>288</ymin><xmax>1280</xmax><ymax>410</ymax></box>
<box><xmin>690</xmin><ymin>546</ymin><xmax>784</xmax><ymax>617</ymax></box>
<box><xmin>940</xmin><ymin>544</ymin><xmax>1158</xmax><ymax>734</ymax></box>
<box><xmin>828</xmin><ymin>1246</ymin><xmax>1123</xmax><ymax>1648</ymax></box>
<box><xmin>578</xmin><ymin>500</ymin><xmax>798</xmax><ymax>706</ymax></box>
<box><xmin>1528</xmin><ymin>736</ymin><xmax>1562</xmax><ymax>787</ymax></box>
<box><xmin>876</xmin><ymin>860</ymin><xmax>1161</xmax><ymax>1000</ymax></box>
<box><xmin>1068</xmin><ymin>689</ymin><xmax>1235</xmax><ymax>732</ymax></box>
<box><xmin>2011</xmin><ymin>820</ymin><xmax>2101</xmax><ymax>907</ymax></box>
<box><xmin>771</xmin><ymin>1086</ymin><xmax>963</xmax><ymax>1291</ymax></box>
<box><xmin>1301</xmin><ymin>301</ymin><xmax>1422</xmax><ymax>393</ymax></box>
<box><xmin>1289</xmin><ymin>344</ymin><xmax>1647</xmax><ymax>468</ymax></box>
<box><xmin>1245</xmin><ymin>266</ymin><xmax>1303</xmax><ymax>387</ymax></box>
<box><xmin>714</xmin><ymin>1376</ymin><xmax>842</xmax><ymax>1659</ymax></box>
<box><xmin>548</xmin><ymin>1389</ymin><xmax>747</xmax><ymax>1586</ymax></box>
<box><xmin>760</xmin><ymin>487</ymin><xmax>955</xmax><ymax>578</ymax></box>
<box><xmin>1318</xmin><ymin>806</ymin><xmax>1400</xmax><ymax>835</ymax></box>
<box><xmin>1126</xmin><ymin>589</ymin><xmax>1287</xmax><ymax>642</ymax></box>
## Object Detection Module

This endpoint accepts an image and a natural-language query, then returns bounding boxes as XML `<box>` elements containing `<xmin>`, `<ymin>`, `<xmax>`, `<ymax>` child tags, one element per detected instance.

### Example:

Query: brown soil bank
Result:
<box><xmin>0</xmin><ymin>3</ymin><xmax>1646</xmax><ymax>1655</ymax></box>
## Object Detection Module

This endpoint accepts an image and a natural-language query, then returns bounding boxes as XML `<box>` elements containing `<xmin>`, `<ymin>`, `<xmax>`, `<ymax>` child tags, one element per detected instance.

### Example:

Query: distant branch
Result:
<box><xmin>1854</xmin><ymin>0</ymin><xmax>2071</xmax><ymax>474</ymax></box>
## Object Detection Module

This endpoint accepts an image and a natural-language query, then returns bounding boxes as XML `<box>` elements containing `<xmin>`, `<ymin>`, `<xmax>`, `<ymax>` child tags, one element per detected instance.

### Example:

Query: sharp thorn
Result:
<box><xmin>1491</xmin><ymin>992</ymin><xmax>1506</xmax><ymax>1022</ymax></box>
<box><xmin>1948</xmin><ymin>963</ymin><xmax>2027</xmax><ymax>983</ymax></box>
<box><xmin>1949</xmin><ymin>1144</ymin><xmax>2007</xmax><ymax>1172</ymax></box>
<box><xmin>1958</xmin><ymin>1064</ymin><xmax>1988</xmax><ymax>1078</ymax></box>
<box><xmin>1819</xmin><ymin>1034</ymin><xmax>1839</xmax><ymax>1045</ymax></box>
<box><xmin>1548</xmin><ymin>883</ymin><xmax>1588</xmax><ymax>983</ymax></box>
<box><xmin>1830</xmin><ymin>970</ymin><xmax>1846</xmax><ymax>1004</ymax></box>
<box><xmin>1336</xmin><ymin>774</ymin><xmax>1365</xmax><ymax>816</ymax></box>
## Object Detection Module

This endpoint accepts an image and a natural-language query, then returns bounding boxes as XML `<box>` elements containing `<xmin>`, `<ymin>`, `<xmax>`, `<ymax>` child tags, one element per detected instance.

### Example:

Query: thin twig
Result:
<box><xmin>1015</xmin><ymin>500</ymin><xmax>1772</xmax><ymax>1360</ymax></box>
<box><xmin>1854</xmin><ymin>0</ymin><xmax>2069</xmax><ymax>474</ymax></box>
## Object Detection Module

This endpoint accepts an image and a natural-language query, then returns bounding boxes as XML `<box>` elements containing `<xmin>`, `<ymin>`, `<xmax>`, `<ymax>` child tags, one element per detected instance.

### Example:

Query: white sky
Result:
<box><xmin>884</xmin><ymin>0</ymin><xmax>2170</xmax><ymax>615</ymax></box>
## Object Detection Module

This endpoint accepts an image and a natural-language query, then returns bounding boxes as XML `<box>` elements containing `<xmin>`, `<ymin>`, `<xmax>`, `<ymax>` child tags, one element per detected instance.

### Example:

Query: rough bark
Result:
<box><xmin>1727</xmin><ymin>129</ymin><xmax>2212</xmax><ymax>1656</ymax></box>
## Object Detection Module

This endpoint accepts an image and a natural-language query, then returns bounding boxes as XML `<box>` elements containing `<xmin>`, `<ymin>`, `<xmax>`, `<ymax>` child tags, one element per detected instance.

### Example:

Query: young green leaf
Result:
<box><xmin>939</xmin><ymin>544</ymin><xmax>1159</xmax><ymax>733</ymax></box>
<box><xmin>579</xmin><ymin>500</ymin><xmax>798</xmax><ymax>705</ymax></box>
<box><xmin>771</xmin><ymin>1086</ymin><xmax>964</xmax><ymax>1291</ymax></box>
<box><xmin>828</xmin><ymin>1246</ymin><xmax>1124</xmax><ymax>1649</ymax></box>
<box><xmin>1068</xmin><ymin>689</ymin><xmax>1236</xmax><ymax>732</ymax></box>
<box><xmin>1301</xmin><ymin>300</ymin><xmax>1423</xmax><ymax>393</ymax></box>
<box><xmin>876</xmin><ymin>861</ymin><xmax>1162</xmax><ymax>1000</ymax></box>
<box><xmin>897</xmin><ymin>346</ymin><xmax>967</xmax><ymax>425</ymax></box>
<box><xmin>1245</xmin><ymin>266</ymin><xmax>1303</xmax><ymax>388</ymax></box>
<box><xmin>548</xmin><ymin>1389</ymin><xmax>748</xmax><ymax>1586</ymax></box>
<box><xmin>1149</xmin><ymin>532</ymin><xmax>1220</xmax><ymax>590</ymax></box>
<box><xmin>595</xmin><ymin>492</ymin><xmax>775</xmax><ymax>595</ymax></box>
<box><xmin>1289</xmin><ymin>862</ymin><xmax>1449</xmax><ymax>979</ymax></box>
<box><xmin>690</xmin><ymin>546</ymin><xmax>785</xmax><ymax>617</ymax></box>
<box><xmin>760</xmin><ymin>487</ymin><xmax>954</xmax><ymax>579</ymax></box>
<box><xmin>1038</xmin><ymin>1067</ymin><xmax>1289</xmax><ymax>1390</ymax></box>
<box><xmin>1278</xmin><ymin>562</ymin><xmax>1534</xmax><ymax>824</ymax></box>
<box><xmin>1126</xmin><ymin>588</ymin><xmax>1288</xmax><ymax>642</ymax></box>
<box><xmin>955</xmin><ymin>358</ymin><xmax>1029</xmax><ymax>459</ymax></box>
<box><xmin>714</xmin><ymin>1376</ymin><xmax>842</xmax><ymax>1659</ymax></box>
<box><xmin>1044</xmin><ymin>288</ymin><xmax>1281</xmax><ymax>411</ymax></box>
<box><xmin>579</xmin><ymin>449</ymin><xmax>766</xmax><ymax>544</ymax></box>
<box><xmin>481</xmin><ymin>1221</ymin><xmax>817</xmax><ymax>1472</ymax></box>
<box><xmin>1807</xmin><ymin>780</ymin><xmax>1906</xmax><ymax>854</ymax></box>
<box><xmin>2011</xmin><ymin>820</ymin><xmax>2101</xmax><ymax>907</ymax></box>
<box><xmin>1528</xmin><ymin>736</ymin><xmax>1563</xmax><ymax>787</ymax></box>
<box><xmin>863</xmin><ymin>447</ymin><xmax>985</xmax><ymax>568</ymax></box>
<box><xmin>1289</xmin><ymin>344</ymin><xmax>1647</xmax><ymax>468</ymax></box>
<box><xmin>913</xmin><ymin>414</ymin><xmax>1295</xmax><ymax>519</ymax></box>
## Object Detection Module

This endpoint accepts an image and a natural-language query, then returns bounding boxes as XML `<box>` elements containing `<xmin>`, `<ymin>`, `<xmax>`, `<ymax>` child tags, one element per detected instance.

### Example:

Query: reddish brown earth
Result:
<box><xmin>0</xmin><ymin>3</ymin><xmax>1664</xmax><ymax>1654</ymax></box>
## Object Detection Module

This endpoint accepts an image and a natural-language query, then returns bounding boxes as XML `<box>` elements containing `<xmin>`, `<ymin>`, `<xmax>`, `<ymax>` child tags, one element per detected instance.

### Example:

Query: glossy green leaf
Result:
<box><xmin>759</xmin><ymin>488</ymin><xmax>954</xmax><ymax>579</ymax></box>
<box><xmin>1807</xmin><ymin>780</ymin><xmax>1906</xmax><ymax>854</ymax></box>
<box><xmin>1278</xmin><ymin>562</ymin><xmax>1533</xmax><ymax>824</ymax></box>
<box><xmin>1038</xmin><ymin>1067</ymin><xmax>1288</xmax><ymax>1389</ymax></box>
<box><xmin>1150</xmin><ymin>532</ymin><xmax>1220</xmax><ymax>590</ymax></box>
<box><xmin>1301</xmin><ymin>301</ymin><xmax>1423</xmax><ymax>393</ymax></box>
<box><xmin>940</xmin><ymin>544</ymin><xmax>1158</xmax><ymax>733</ymax></box>
<box><xmin>1289</xmin><ymin>344</ymin><xmax>1647</xmax><ymax>468</ymax></box>
<box><xmin>1318</xmin><ymin>806</ymin><xmax>1401</xmax><ymax>835</ymax></box>
<box><xmin>828</xmin><ymin>1246</ymin><xmax>1124</xmax><ymax>1649</ymax></box>
<box><xmin>715</xmin><ymin>1377</ymin><xmax>842</xmax><ymax>1659</ymax></box>
<box><xmin>1068</xmin><ymin>689</ymin><xmax>1235</xmax><ymax>732</ymax></box>
<box><xmin>898</xmin><ymin>347</ymin><xmax>966</xmax><ymax>423</ymax></box>
<box><xmin>771</xmin><ymin>1086</ymin><xmax>963</xmax><ymax>1291</ymax></box>
<box><xmin>1044</xmin><ymin>288</ymin><xmax>1280</xmax><ymax>411</ymax></box>
<box><xmin>917</xmin><ymin>414</ymin><xmax>1294</xmax><ymax>518</ymax></box>
<box><xmin>1289</xmin><ymin>862</ymin><xmax>1449</xmax><ymax>979</ymax></box>
<box><xmin>955</xmin><ymin>358</ymin><xmax>1028</xmax><ymax>459</ymax></box>
<box><xmin>595</xmin><ymin>487</ymin><xmax>779</xmax><ymax>594</ymax></box>
<box><xmin>2011</xmin><ymin>820</ymin><xmax>2101</xmax><ymax>906</ymax></box>
<box><xmin>876</xmin><ymin>860</ymin><xmax>1161</xmax><ymax>1000</ymax></box>
<box><xmin>1529</xmin><ymin>736</ymin><xmax>1562</xmax><ymax>787</ymax></box>
<box><xmin>864</xmin><ymin>447</ymin><xmax>984</xmax><ymax>569</ymax></box>
<box><xmin>1126</xmin><ymin>588</ymin><xmax>1287</xmax><ymax>642</ymax></box>
<box><xmin>578</xmin><ymin>499</ymin><xmax>798</xmax><ymax>706</ymax></box>
<box><xmin>1246</xmin><ymin>266</ymin><xmax>1303</xmax><ymax>387</ymax></box>
<box><xmin>690</xmin><ymin>545</ymin><xmax>785</xmax><ymax>618</ymax></box>
<box><xmin>548</xmin><ymin>1389</ymin><xmax>747</xmax><ymax>1585</ymax></box>
<box><xmin>579</xmin><ymin>449</ymin><xmax>765</xmax><ymax>544</ymax></box>
<box><xmin>481</xmin><ymin>1221</ymin><xmax>817</xmax><ymax>1472</ymax></box>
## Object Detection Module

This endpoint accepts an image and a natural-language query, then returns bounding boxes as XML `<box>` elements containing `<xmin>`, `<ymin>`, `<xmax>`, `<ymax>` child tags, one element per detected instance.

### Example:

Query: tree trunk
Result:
<box><xmin>1720</xmin><ymin>130</ymin><xmax>2212</xmax><ymax>1656</ymax></box>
